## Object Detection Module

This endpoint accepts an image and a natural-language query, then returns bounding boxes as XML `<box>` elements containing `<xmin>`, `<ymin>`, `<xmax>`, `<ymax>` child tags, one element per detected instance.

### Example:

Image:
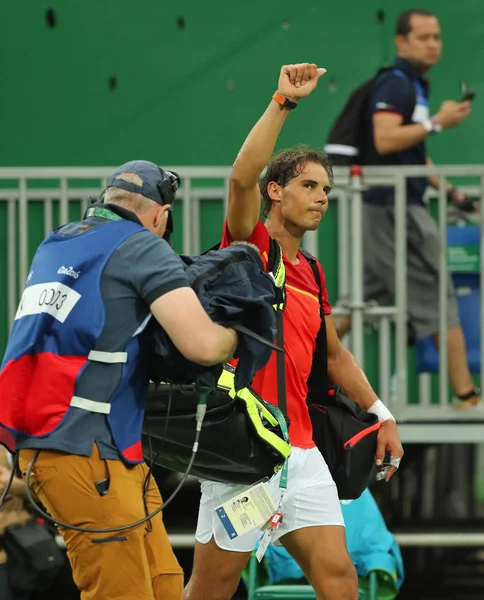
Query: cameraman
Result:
<box><xmin>0</xmin><ymin>160</ymin><xmax>238</xmax><ymax>600</ymax></box>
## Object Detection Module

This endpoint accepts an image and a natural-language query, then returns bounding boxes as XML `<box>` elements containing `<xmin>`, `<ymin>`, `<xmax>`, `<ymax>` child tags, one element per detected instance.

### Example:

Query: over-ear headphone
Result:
<box><xmin>156</xmin><ymin>169</ymin><xmax>180</xmax><ymax>244</ymax></box>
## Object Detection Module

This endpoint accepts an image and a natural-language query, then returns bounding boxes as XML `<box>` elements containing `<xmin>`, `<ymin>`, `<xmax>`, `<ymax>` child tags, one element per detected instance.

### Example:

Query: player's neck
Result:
<box><xmin>265</xmin><ymin>219</ymin><xmax>302</xmax><ymax>264</ymax></box>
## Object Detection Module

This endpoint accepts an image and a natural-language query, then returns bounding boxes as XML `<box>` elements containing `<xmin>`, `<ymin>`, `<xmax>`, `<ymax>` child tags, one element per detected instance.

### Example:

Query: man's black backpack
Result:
<box><xmin>324</xmin><ymin>66</ymin><xmax>416</xmax><ymax>166</ymax></box>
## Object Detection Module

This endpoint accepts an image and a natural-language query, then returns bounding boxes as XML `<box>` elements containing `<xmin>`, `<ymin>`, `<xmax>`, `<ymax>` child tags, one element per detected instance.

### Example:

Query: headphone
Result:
<box><xmin>156</xmin><ymin>169</ymin><xmax>180</xmax><ymax>243</ymax></box>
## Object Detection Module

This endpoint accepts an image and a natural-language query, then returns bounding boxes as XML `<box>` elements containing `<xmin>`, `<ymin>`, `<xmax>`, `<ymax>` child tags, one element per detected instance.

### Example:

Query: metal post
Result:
<box><xmin>350</xmin><ymin>166</ymin><xmax>364</xmax><ymax>367</ymax></box>
<box><xmin>18</xmin><ymin>178</ymin><xmax>28</xmax><ymax>299</ymax></box>
<box><xmin>379</xmin><ymin>316</ymin><xmax>391</xmax><ymax>407</ymax></box>
<box><xmin>337</xmin><ymin>188</ymin><xmax>351</xmax><ymax>301</ymax></box>
<box><xmin>337</xmin><ymin>188</ymin><xmax>352</xmax><ymax>350</ymax></box>
<box><xmin>44</xmin><ymin>198</ymin><xmax>53</xmax><ymax>238</ymax></box>
<box><xmin>480</xmin><ymin>174</ymin><xmax>484</xmax><ymax>405</ymax></box>
<box><xmin>302</xmin><ymin>229</ymin><xmax>319</xmax><ymax>257</ymax></box>
<box><xmin>182</xmin><ymin>178</ymin><xmax>192</xmax><ymax>256</ymax></box>
<box><xmin>394</xmin><ymin>172</ymin><xmax>407</xmax><ymax>418</ymax></box>
<box><xmin>438</xmin><ymin>177</ymin><xmax>449</xmax><ymax>409</ymax></box>
<box><xmin>223</xmin><ymin>176</ymin><xmax>230</xmax><ymax>217</ymax></box>
<box><xmin>192</xmin><ymin>194</ymin><xmax>201</xmax><ymax>255</ymax></box>
<box><xmin>7</xmin><ymin>199</ymin><xmax>17</xmax><ymax>327</ymax></box>
<box><xmin>418</xmin><ymin>373</ymin><xmax>431</xmax><ymax>406</ymax></box>
<box><xmin>81</xmin><ymin>196</ymin><xmax>90</xmax><ymax>219</ymax></box>
<box><xmin>59</xmin><ymin>178</ymin><xmax>69</xmax><ymax>226</ymax></box>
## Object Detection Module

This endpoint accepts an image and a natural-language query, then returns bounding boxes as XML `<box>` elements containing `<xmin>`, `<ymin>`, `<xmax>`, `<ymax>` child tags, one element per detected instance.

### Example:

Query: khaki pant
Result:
<box><xmin>18</xmin><ymin>445</ymin><xmax>183</xmax><ymax>600</ymax></box>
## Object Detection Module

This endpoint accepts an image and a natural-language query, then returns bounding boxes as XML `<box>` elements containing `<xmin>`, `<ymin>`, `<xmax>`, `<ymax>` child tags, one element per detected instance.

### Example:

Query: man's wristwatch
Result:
<box><xmin>272</xmin><ymin>92</ymin><xmax>298</xmax><ymax>111</ymax></box>
<box><xmin>423</xmin><ymin>116</ymin><xmax>442</xmax><ymax>135</ymax></box>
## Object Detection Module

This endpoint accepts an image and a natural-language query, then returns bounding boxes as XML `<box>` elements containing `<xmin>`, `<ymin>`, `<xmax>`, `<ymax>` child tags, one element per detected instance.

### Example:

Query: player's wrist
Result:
<box><xmin>273</xmin><ymin>91</ymin><xmax>298</xmax><ymax>110</ymax></box>
<box><xmin>367</xmin><ymin>399</ymin><xmax>395</xmax><ymax>423</ymax></box>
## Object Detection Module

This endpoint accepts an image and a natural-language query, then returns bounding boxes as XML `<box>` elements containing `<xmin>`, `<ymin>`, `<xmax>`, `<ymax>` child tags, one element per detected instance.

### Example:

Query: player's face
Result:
<box><xmin>278</xmin><ymin>162</ymin><xmax>331</xmax><ymax>232</ymax></box>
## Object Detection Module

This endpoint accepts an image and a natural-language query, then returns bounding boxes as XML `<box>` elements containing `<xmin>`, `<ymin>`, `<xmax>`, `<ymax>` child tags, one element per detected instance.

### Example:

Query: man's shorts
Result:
<box><xmin>363</xmin><ymin>203</ymin><xmax>460</xmax><ymax>338</ymax></box>
<box><xmin>195</xmin><ymin>447</ymin><xmax>344</xmax><ymax>552</ymax></box>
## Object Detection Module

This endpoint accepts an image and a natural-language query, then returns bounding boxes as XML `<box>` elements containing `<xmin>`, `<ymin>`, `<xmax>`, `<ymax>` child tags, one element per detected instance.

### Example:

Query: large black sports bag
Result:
<box><xmin>142</xmin><ymin>240</ymin><xmax>291</xmax><ymax>485</ymax></box>
<box><xmin>142</xmin><ymin>365</ymin><xmax>291</xmax><ymax>485</ymax></box>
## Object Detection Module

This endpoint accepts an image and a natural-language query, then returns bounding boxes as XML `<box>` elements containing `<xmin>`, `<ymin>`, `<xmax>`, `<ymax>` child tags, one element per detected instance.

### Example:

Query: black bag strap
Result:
<box><xmin>205</xmin><ymin>235</ymin><xmax>288</xmax><ymax>413</ymax></box>
<box><xmin>299</xmin><ymin>249</ymin><xmax>329</xmax><ymax>398</ymax></box>
<box><xmin>275</xmin><ymin>308</ymin><xmax>287</xmax><ymax>416</ymax></box>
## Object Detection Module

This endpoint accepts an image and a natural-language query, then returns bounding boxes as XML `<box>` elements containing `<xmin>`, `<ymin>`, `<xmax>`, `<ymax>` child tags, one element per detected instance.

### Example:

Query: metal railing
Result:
<box><xmin>162</xmin><ymin>531</ymin><xmax>484</xmax><ymax>548</ymax></box>
<box><xmin>1</xmin><ymin>165</ymin><xmax>484</xmax><ymax>429</ymax></box>
<box><xmin>336</xmin><ymin>165</ymin><xmax>484</xmax><ymax>424</ymax></box>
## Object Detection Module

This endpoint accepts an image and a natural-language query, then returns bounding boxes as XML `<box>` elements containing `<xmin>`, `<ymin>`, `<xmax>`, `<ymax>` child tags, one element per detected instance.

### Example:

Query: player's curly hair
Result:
<box><xmin>259</xmin><ymin>145</ymin><xmax>333</xmax><ymax>218</ymax></box>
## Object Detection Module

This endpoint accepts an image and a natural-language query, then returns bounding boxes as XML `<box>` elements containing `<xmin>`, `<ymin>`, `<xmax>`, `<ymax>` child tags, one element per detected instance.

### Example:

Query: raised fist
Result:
<box><xmin>277</xmin><ymin>63</ymin><xmax>327</xmax><ymax>102</ymax></box>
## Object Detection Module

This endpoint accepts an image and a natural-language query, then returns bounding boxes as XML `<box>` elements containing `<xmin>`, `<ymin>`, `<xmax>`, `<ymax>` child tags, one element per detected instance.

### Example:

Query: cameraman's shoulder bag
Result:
<box><xmin>3</xmin><ymin>518</ymin><xmax>64</xmax><ymax>592</ymax></box>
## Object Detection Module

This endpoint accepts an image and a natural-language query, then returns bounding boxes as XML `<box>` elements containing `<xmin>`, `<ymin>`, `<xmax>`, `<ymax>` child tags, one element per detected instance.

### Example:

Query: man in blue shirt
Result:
<box><xmin>363</xmin><ymin>9</ymin><xmax>479</xmax><ymax>408</ymax></box>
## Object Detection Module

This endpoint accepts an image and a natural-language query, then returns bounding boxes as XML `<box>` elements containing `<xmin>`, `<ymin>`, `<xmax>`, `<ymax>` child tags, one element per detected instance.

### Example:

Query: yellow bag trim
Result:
<box><xmin>216</xmin><ymin>367</ymin><xmax>291</xmax><ymax>463</ymax></box>
<box><xmin>269</xmin><ymin>240</ymin><xmax>287</xmax><ymax>313</ymax></box>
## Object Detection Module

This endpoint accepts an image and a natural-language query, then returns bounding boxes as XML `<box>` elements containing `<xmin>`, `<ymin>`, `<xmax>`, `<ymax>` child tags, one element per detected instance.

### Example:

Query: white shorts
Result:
<box><xmin>195</xmin><ymin>446</ymin><xmax>345</xmax><ymax>552</ymax></box>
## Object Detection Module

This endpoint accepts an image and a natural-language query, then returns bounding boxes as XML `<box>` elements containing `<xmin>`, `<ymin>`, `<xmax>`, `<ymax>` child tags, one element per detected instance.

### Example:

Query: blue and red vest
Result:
<box><xmin>0</xmin><ymin>218</ymin><xmax>153</xmax><ymax>463</ymax></box>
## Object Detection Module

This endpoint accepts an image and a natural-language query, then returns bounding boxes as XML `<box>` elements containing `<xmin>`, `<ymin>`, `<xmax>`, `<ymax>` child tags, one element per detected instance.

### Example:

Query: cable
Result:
<box><xmin>0</xmin><ymin>457</ymin><xmax>17</xmax><ymax>510</ymax></box>
<box><xmin>142</xmin><ymin>384</ymin><xmax>173</xmax><ymax>532</ymax></box>
<box><xmin>23</xmin><ymin>385</ymin><xmax>209</xmax><ymax>534</ymax></box>
<box><xmin>143</xmin><ymin>383</ymin><xmax>173</xmax><ymax>502</ymax></box>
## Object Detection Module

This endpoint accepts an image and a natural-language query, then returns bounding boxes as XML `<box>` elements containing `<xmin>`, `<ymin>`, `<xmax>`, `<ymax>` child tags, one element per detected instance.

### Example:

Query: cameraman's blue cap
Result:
<box><xmin>108</xmin><ymin>160</ymin><xmax>169</xmax><ymax>205</ymax></box>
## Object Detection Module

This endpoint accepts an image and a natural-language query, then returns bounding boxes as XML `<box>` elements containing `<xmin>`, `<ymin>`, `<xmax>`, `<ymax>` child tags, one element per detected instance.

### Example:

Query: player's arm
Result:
<box><xmin>325</xmin><ymin>315</ymin><xmax>403</xmax><ymax>481</ymax></box>
<box><xmin>227</xmin><ymin>63</ymin><xmax>326</xmax><ymax>241</ymax></box>
<box><xmin>325</xmin><ymin>315</ymin><xmax>378</xmax><ymax>411</ymax></box>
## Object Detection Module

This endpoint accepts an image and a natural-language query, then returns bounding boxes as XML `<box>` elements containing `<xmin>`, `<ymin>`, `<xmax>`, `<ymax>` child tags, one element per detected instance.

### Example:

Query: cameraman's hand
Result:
<box><xmin>0</xmin><ymin>465</ymin><xmax>11</xmax><ymax>495</ymax></box>
<box><xmin>277</xmin><ymin>63</ymin><xmax>326</xmax><ymax>103</ymax></box>
<box><xmin>436</xmin><ymin>100</ymin><xmax>471</xmax><ymax>129</ymax></box>
<box><xmin>0</xmin><ymin>464</ymin><xmax>27</xmax><ymax>499</ymax></box>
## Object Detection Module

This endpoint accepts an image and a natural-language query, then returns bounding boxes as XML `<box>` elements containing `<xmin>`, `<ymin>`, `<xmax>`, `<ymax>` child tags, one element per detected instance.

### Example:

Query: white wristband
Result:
<box><xmin>368</xmin><ymin>399</ymin><xmax>395</xmax><ymax>423</ymax></box>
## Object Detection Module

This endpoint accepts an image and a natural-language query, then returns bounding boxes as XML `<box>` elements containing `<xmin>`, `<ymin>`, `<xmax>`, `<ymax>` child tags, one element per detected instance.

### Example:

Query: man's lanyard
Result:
<box><xmin>277</xmin><ymin>415</ymin><xmax>289</xmax><ymax>491</ymax></box>
<box><xmin>279</xmin><ymin>460</ymin><xmax>288</xmax><ymax>490</ymax></box>
<box><xmin>85</xmin><ymin>207</ymin><xmax>123</xmax><ymax>221</ymax></box>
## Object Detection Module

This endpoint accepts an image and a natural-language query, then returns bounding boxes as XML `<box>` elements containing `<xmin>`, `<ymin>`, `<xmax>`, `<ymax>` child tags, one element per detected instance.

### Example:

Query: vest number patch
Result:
<box><xmin>15</xmin><ymin>282</ymin><xmax>81</xmax><ymax>323</ymax></box>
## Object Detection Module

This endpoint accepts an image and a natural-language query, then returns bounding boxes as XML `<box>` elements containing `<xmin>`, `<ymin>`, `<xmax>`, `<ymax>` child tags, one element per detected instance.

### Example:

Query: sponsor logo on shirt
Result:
<box><xmin>375</xmin><ymin>102</ymin><xmax>395</xmax><ymax>111</ymax></box>
<box><xmin>57</xmin><ymin>266</ymin><xmax>81</xmax><ymax>279</ymax></box>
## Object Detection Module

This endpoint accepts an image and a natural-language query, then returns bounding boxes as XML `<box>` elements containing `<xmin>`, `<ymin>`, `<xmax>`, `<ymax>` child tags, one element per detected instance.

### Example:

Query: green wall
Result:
<box><xmin>1</xmin><ymin>1</ymin><xmax>483</xmax><ymax>396</ymax></box>
<box><xmin>2</xmin><ymin>0</ymin><xmax>483</xmax><ymax>168</ymax></box>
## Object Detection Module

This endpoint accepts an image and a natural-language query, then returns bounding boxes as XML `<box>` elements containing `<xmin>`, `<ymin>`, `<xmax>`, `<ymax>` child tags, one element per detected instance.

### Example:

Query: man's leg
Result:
<box><xmin>142</xmin><ymin>469</ymin><xmax>184</xmax><ymax>599</ymax></box>
<box><xmin>362</xmin><ymin>204</ymin><xmax>395</xmax><ymax>314</ymax></box>
<box><xmin>405</xmin><ymin>206</ymin><xmax>479</xmax><ymax>406</ymax></box>
<box><xmin>281</xmin><ymin>526</ymin><xmax>357</xmax><ymax>600</ymax></box>
<box><xmin>184</xmin><ymin>477</ymin><xmax>257</xmax><ymax>600</ymax></box>
<box><xmin>185</xmin><ymin>448</ymin><xmax>354</xmax><ymax>600</ymax></box>
<box><xmin>184</xmin><ymin>538</ymin><xmax>250</xmax><ymax>600</ymax></box>
<box><xmin>270</xmin><ymin>448</ymin><xmax>357</xmax><ymax>600</ymax></box>
<box><xmin>18</xmin><ymin>445</ymin><xmax>171</xmax><ymax>600</ymax></box>
<box><xmin>434</xmin><ymin>326</ymin><xmax>479</xmax><ymax>407</ymax></box>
